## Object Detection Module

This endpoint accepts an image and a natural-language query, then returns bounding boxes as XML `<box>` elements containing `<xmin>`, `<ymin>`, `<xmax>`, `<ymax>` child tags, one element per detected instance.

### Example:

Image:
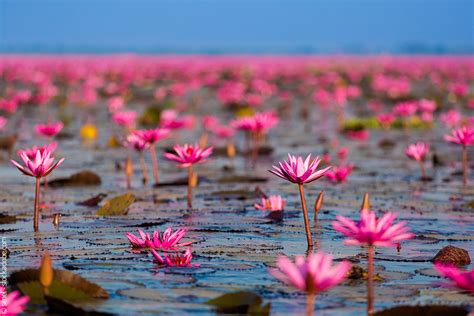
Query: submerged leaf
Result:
<box><xmin>48</xmin><ymin>170</ymin><xmax>102</xmax><ymax>187</ymax></box>
<box><xmin>206</xmin><ymin>291</ymin><xmax>270</xmax><ymax>315</ymax></box>
<box><xmin>374</xmin><ymin>305</ymin><xmax>469</xmax><ymax>316</ymax></box>
<box><xmin>96</xmin><ymin>193</ymin><xmax>135</xmax><ymax>216</ymax></box>
<box><xmin>9</xmin><ymin>269</ymin><xmax>108</xmax><ymax>304</ymax></box>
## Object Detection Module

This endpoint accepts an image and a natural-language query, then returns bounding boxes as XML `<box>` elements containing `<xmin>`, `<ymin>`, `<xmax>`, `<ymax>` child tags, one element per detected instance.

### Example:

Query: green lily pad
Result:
<box><xmin>206</xmin><ymin>291</ymin><xmax>270</xmax><ymax>315</ymax></box>
<box><xmin>97</xmin><ymin>193</ymin><xmax>135</xmax><ymax>216</ymax></box>
<box><xmin>9</xmin><ymin>269</ymin><xmax>109</xmax><ymax>304</ymax></box>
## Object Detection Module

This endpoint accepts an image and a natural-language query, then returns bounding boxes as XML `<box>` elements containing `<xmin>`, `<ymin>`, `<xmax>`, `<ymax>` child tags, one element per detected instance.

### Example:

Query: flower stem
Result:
<box><xmin>149</xmin><ymin>144</ymin><xmax>159</xmax><ymax>185</ymax></box>
<box><xmin>34</xmin><ymin>177</ymin><xmax>41</xmax><ymax>231</ymax></box>
<box><xmin>418</xmin><ymin>160</ymin><xmax>426</xmax><ymax>179</ymax></box>
<box><xmin>306</xmin><ymin>293</ymin><xmax>315</xmax><ymax>316</ymax></box>
<box><xmin>187</xmin><ymin>165</ymin><xmax>193</xmax><ymax>208</ymax></box>
<box><xmin>298</xmin><ymin>183</ymin><xmax>313</xmax><ymax>248</ymax></box>
<box><xmin>367</xmin><ymin>245</ymin><xmax>375</xmax><ymax>316</ymax></box>
<box><xmin>125</xmin><ymin>155</ymin><xmax>133</xmax><ymax>189</ymax></box>
<box><xmin>462</xmin><ymin>145</ymin><xmax>468</xmax><ymax>187</ymax></box>
<box><xmin>139</xmin><ymin>152</ymin><xmax>149</xmax><ymax>185</ymax></box>
<box><xmin>251</xmin><ymin>132</ymin><xmax>261</xmax><ymax>168</ymax></box>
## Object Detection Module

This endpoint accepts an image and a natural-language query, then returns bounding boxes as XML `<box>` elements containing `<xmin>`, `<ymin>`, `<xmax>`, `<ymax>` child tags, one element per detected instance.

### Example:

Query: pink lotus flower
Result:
<box><xmin>132</xmin><ymin>128</ymin><xmax>170</xmax><ymax>184</ymax></box>
<box><xmin>164</xmin><ymin>144</ymin><xmax>213</xmax><ymax>168</ymax></box>
<box><xmin>333</xmin><ymin>209</ymin><xmax>414</xmax><ymax>314</ymax></box>
<box><xmin>112</xmin><ymin>111</ymin><xmax>136</xmax><ymax>127</ymax></box>
<box><xmin>417</xmin><ymin>99</ymin><xmax>436</xmax><ymax>112</ymax></box>
<box><xmin>133</xmin><ymin>128</ymin><xmax>170</xmax><ymax>145</ymax></box>
<box><xmin>393</xmin><ymin>101</ymin><xmax>417</xmax><ymax>118</ymax></box>
<box><xmin>440</xmin><ymin>110</ymin><xmax>462</xmax><ymax>128</ymax></box>
<box><xmin>376</xmin><ymin>113</ymin><xmax>395</xmax><ymax>129</ymax></box>
<box><xmin>165</xmin><ymin>144</ymin><xmax>213</xmax><ymax>208</ymax></box>
<box><xmin>20</xmin><ymin>142</ymin><xmax>58</xmax><ymax>160</ymax></box>
<box><xmin>0</xmin><ymin>286</ymin><xmax>29</xmax><ymax>316</ymax></box>
<box><xmin>125</xmin><ymin>227</ymin><xmax>193</xmax><ymax>250</ymax></box>
<box><xmin>270</xmin><ymin>252</ymin><xmax>350</xmax><ymax>314</ymax></box>
<box><xmin>345</xmin><ymin>129</ymin><xmax>369</xmax><ymax>141</ymax></box>
<box><xmin>444</xmin><ymin>126</ymin><xmax>474</xmax><ymax>146</ymax></box>
<box><xmin>107</xmin><ymin>96</ymin><xmax>124</xmax><ymax>112</ymax></box>
<box><xmin>270</xmin><ymin>154</ymin><xmax>330</xmax><ymax>247</ymax></box>
<box><xmin>337</xmin><ymin>147</ymin><xmax>348</xmax><ymax>160</ymax></box>
<box><xmin>406</xmin><ymin>142</ymin><xmax>429</xmax><ymax>178</ymax></box>
<box><xmin>35</xmin><ymin>122</ymin><xmax>63</xmax><ymax>138</ymax></box>
<box><xmin>124</xmin><ymin>134</ymin><xmax>149</xmax><ymax>151</ymax></box>
<box><xmin>10</xmin><ymin>148</ymin><xmax>63</xmax><ymax>231</ymax></box>
<box><xmin>0</xmin><ymin>116</ymin><xmax>7</xmax><ymax>132</ymax></box>
<box><xmin>405</xmin><ymin>142</ymin><xmax>429</xmax><ymax>162</ymax></box>
<box><xmin>11</xmin><ymin>149</ymin><xmax>64</xmax><ymax>178</ymax></box>
<box><xmin>269</xmin><ymin>154</ymin><xmax>331</xmax><ymax>184</ymax></box>
<box><xmin>325</xmin><ymin>163</ymin><xmax>354</xmax><ymax>183</ymax></box>
<box><xmin>211</xmin><ymin>125</ymin><xmax>235</xmax><ymax>139</ymax></box>
<box><xmin>270</xmin><ymin>252</ymin><xmax>350</xmax><ymax>294</ymax></box>
<box><xmin>254</xmin><ymin>195</ymin><xmax>286</xmax><ymax>211</ymax></box>
<box><xmin>444</xmin><ymin>126</ymin><xmax>474</xmax><ymax>186</ymax></box>
<box><xmin>333</xmin><ymin>210</ymin><xmax>414</xmax><ymax>247</ymax></box>
<box><xmin>434</xmin><ymin>263</ymin><xmax>474</xmax><ymax>293</ymax></box>
<box><xmin>151</xmin><ymin>247</ymin><xmax>199</xmax><ymax>267</ymax></box>
<box><xmin>160</xmin><ymin>109</ymin><xmax>195</xmax><ymax>130</ymax></box>
<box><xmin>202</xmin><ymin>115</ymin><xmax>219</xmax><ymax>131</ymax></box>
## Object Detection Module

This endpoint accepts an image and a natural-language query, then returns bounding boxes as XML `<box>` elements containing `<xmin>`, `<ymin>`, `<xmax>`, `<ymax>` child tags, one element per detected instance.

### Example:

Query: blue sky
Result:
<box><xmin>0</xmin><ymin>0</ymin><xmax>472</xmax><ymax>53</ymax></box>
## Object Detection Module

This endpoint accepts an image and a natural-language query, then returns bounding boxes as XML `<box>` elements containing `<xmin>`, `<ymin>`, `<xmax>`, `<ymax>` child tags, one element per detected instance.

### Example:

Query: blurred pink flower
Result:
<box><xmin>0</xmin><ymin>286</ymin><xmax>29</xmax><ymax>316</ymax></box>
<box><xmin>211</xmin><ymin>125</ymin><xmax>235</xmax><ymax>139</ymax></box>
<box><xmin>269</xmin><ymin>252</ymin><xmax>350</xmax><ymax>294</ymax></box>
<box><xmin>164</xmin><ymin>143</ymin><xmax>213</xmax><ymax>168</ymax></box>
<box><xmin>151</xmin><ymin>247</ymin><xmax>199</xmax><ymax>267</ymax></box>
<box><xmin>35</xmin><ymin>122</ymin><xmax>63</xmax><ymax>138</ymax></box>
<box><xmin>269</xmin><ymin>154</ymin><xmax>331</xmax><ymax>184</ymax></box>
<box><xmin>434</xmin><ymin>263</ymin><xmax>474</xmax><ymax>293</ymax></box>
<box><xmin>133</xmin><ymin>128</ymin><xmax>170</xmax><ymax>145</ymax></box>
<box><xmin>108</xmin><ymin>96</ymin><xmax>124</xmax><ymax>112</ymax></box>
<box><xmin>405</xmin><ymin>142</ymin><xmax>429</xmax><ymax>162</ymax></box>
<box><xmin>124</xmin><ymin>134</ymin><xmax>149</xmax><ymax>151</ymax></box>
<box><xmin>254</xmin><ymin>195</ymin><xmax>286</xmax><ymax>211</ymax></box>
<box><xmin>11</xmin><ymin>149</ymin><xmax>64</xmax><ymax>178</ymax></box>
<box><xmin>325</xmin><ymin>163</ymin><xmax>354</xmax><ymax>183</ymax></box>
<box><xmin>345</xmin><ymin>130</ymin><xmax>369</xmax><ymax>141</ymax></box>
<box><xmin>333</xmin><ymin>210</ymin><xmax>414</xmax><ymax>247</ymax></box>
<box><xmin>337</xmin><ymin>147</ymin><xmax>348</xmax><ymax>160</ymax></box>
<box><xmin>376</xmin><ymin>113</ymin><xmax>395</xmax><ymax>128</ymax></box>
<box><xmin>444</xmin><ymin>127</ymin><xmax>474</xmax><ymax>146</ymax></box>
<box><xmin>126</xmin><ymin>227</ymin><xmax>193</xmax><ymax>250</ymax></box>
<box><xmin>160</xmin><ymin>109</ymin><xmax>195</xmax><ymax>129</ymax></box>
<box><xmin>202</xmin><ymin>115</ymin><xmax>219</xmax><ymax>131</ymax></box>
<box><xmin>440</xmin><ymin>110</ymin><xmax>461</xmax><ymax>128</ymax></box>
<box><xmin>0</xmin><ymin>116</ymin><xmax>7</xmax><ymax>132</ymax></box>
<box><xmin>393</xmin><ymin>101</ymin><xmax>417</xmax><ymax>118</ymax></box>
<box><xmin>112</xmin><ymin>111</ymin><xmax>136</xmax><ymax>127</ymax></box>
<box><xmin>417</xmin><ymin>99</ymin><xmax>436</xmax><ymax>112</ymax></box>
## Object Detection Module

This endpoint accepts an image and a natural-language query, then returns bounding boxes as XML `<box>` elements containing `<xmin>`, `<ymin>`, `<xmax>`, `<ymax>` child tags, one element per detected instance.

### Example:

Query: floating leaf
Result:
<box><xmin>45</xmin><ymin>296</ymin><xmax>113</xmax><ymax>315</ymax></box>
<box><xmin>48</xmin><ymin>170</ymin><xmax>102</xmax><ymax>187</ymax></box>
<box><xmin>0</xmin><ymin>134</ymin><xmax>17</xmax><ymax>152</ymax></box>
<box><xmin>374</xmin><ymin>305</ymin><xmax>469</xmax><ymax>316</ymax></box>
<box><xmin>0</xmin><ymin>213</ymin><xmax>17</xmax><ymax>224</ymax></box>
<box><xmin>9</xmin><ymin>269</ymin><xmax>109</xmax><ymax>304</ymax></box>
<box><xmin>76</xmin><ymin>193</ymin><xmax>108</xmax><ymax>207</ymax></box>
<box><xmin>206</xmin><ymin>291</ymin><xmax>270</xmax><ymax>315</ymax></box>
<box><xmin>97</xmin><ymin>193</ymin><xmax>135</xmax><ymax>216</ymax></box>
